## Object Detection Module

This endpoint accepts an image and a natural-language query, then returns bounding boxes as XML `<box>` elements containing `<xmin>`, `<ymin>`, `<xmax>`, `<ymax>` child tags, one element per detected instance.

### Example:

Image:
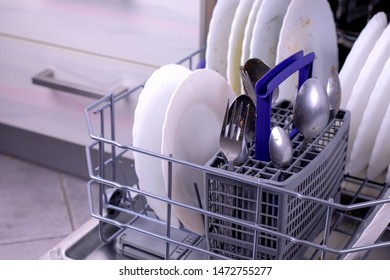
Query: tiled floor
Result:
<box><xmin>0</xmin><ymin>153</ymin><xmax>90</xmax><ymax>260</ymax></box>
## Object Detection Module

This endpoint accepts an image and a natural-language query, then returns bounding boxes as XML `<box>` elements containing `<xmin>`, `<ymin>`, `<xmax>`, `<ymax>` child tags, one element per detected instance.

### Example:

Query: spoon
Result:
<box><xmin>326</xmin><ymin>66</ymin><xmax>341</xmax><ymax>120</ymax></box>
<box><xmin>293</xmin><ymin>78</ymin><xmax>330</xmax><ymax>152</ymax></box>
<box><xmin>243</xmin><ymin>58</ymin><xmax>279</xmax><ymax>103</ymax></box>
<box><xmin>269</xmin><ymin>126</ymin><xmax>293</xmax><ymax>167</ymax></box>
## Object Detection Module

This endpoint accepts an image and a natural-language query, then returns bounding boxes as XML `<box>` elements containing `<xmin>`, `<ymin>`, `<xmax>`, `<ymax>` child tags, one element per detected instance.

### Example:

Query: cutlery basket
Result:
<box><xmin>205</xmin><ymin>100</ymin><xmax>350</xmax><ymax>260</ymax></box>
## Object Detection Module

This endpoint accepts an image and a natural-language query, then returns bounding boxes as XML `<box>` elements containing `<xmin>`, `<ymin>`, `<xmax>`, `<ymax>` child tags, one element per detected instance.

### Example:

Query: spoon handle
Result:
<box><xmin>300</xmin><ymin>138</ymin><xmax>309</xmax><ymax>154</ymax></box>
<box><xmin>227</xmin><ymin>161</ymin><xmax>234</xmax><ymax>171</ymax></box>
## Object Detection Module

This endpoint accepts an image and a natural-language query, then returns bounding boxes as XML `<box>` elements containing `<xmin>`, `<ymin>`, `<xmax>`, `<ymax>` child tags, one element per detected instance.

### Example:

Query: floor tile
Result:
<box><xmin>0</xmin><ymin>154</ymin><xmax>72</xmax><ymax>243</ymax></box>
<box><xmin>0</xmin><ymin>237</ymin><xmax>63</xmax><ymax>260</ymax></box>
<box><xmin>59</xmin><ymin>174</ymin><xmax>91</xmax><ymax>230</ymax></box>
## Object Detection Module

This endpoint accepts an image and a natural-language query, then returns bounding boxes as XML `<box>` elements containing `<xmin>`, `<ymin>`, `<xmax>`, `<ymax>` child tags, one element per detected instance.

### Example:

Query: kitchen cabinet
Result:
<box><xmin>0</xmin><ymin>0</ymin><xmax>203</xmax><ymax>66</ymax></box>
<box><xmin>0</xmin><ymin>0</ymin><xmax>206</xmax><ymax>177</ymax></box>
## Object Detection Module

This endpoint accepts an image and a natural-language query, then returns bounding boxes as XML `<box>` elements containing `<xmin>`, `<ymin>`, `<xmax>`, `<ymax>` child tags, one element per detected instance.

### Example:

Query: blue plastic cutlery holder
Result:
<box><xmin>254</xmin><ymin>51</ymin><xmax>314</xmax><ymax>162</ymax></box>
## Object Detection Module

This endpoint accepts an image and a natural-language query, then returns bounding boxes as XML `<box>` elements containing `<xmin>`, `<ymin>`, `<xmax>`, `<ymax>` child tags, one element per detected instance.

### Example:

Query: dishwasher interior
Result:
<box><xmin>41</xmin><ymin>1</ymin><xmax>390</xmax><ymax>260</ymax></box>
<box><xmin>40</xmin><ymin>48</ymin><xmax>390</xmax><ymax>260</ymax></box>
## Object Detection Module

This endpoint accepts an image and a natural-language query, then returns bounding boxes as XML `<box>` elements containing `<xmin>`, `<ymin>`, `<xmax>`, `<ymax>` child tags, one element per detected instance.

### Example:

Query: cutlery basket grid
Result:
<box><xmin>205</xmin><ymin>102</ymin><xmax>350</xmax><ymax>260</ymax></box>
<box><xmin>84</xmin><ymin>49</ymin><xmax>390</xmax><ymax>260</ymax></box>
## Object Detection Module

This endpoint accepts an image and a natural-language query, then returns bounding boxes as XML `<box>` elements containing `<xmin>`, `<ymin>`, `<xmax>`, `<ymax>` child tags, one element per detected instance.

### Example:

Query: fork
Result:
<box><xmin>220</xmin><ymin>98</ymin><xmax>249</xmax><ymax>171</ymax></box>
<box><xmin>239</xmin><ymin>66</ymin><xmax>257</xmax><ymax>103</ymax></box>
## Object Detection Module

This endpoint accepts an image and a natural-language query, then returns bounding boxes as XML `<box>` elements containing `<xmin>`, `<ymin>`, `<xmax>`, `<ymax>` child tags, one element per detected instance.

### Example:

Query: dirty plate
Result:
<box><xmin>205</xmin><ymin>0</ymin><xmax>239</xmax><ymax>79</ymax></box>
<box><xmin>241</xmin><ymin>0</ymin><xmax>263</xmax><ymax>65</ymax></box>
<box><xmin>227</xmin><ymin>0</ymin><xmax>255</xmax><ymax>95</ymax></box>
<box><xmin>275</xmin><ymin>0</ymin><xmax>338</xmax><ymax>102</ymax></box>
<box><xmin>250</xmin><ymin>0</ymin><xmax>291</xmax><ymax>67</ymax></box>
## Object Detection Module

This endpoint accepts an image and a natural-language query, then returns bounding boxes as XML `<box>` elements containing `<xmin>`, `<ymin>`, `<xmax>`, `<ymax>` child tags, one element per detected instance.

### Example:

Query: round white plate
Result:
<box><xmin>342</xmin><ymin>187</ymin><xmax>390</xmax><ymax>260</ymax></box>
<box><xmin>345</xmin><ymin>22</ymin><xmax>390</xmax><ymax>168</ymax></box>
<box><xmin>227</xmin><ymin>0</ymin><xmax>255</xmax><ymax>95</ymax></box>
<box><xmin>132</xmin><ymin>64</ymin><xmax>191</xmax><ymax>227</ymax></box>
<box><xmin>367</xmin><ymin>102</ymin><xmax>390</xmax><ymax>181</ymax></box>
<box><xmin>250</xmin><ymin>0</ymin><xmax>292</xmax><ymax>67</ymax></box>
<box><xmin>241</xmin><ymin>0</ymin><xmax>263</xmax><ymax>65</ymax></box>
<box><xmin>275</xmin><ymin>0</ymin><xmax>338</xmax><ymax>102</ymax></box>
<box><xmin>205</xmin><ymin>0</ymin><xmax>240</xmax><ymax>79</ymax></box>
<box><xmin>349</xmin><ymin>54</ymin><xmax>390</xmax><ymax>177</ymax></box>
<box><xmin>161</xmin><ymin>69</ymin><xmax>236</xmax><ymax>235</ymax></box>
<box><xmin>339</xmin><ymin>12</ymin><xmax>387</xmax><ymax>109</ymax></box>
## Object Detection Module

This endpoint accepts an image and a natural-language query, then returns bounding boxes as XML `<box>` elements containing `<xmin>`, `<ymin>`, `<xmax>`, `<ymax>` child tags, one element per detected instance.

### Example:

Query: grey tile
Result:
<box><xmin>0</xmin><ymin>154</ymin><xmax>72</xmax><ymax>243</ymax></box>
<box><xmin>0</xmin><ymin>237</ymin><xmax>64</xmax><ymax>260</ymax></box>
<box><xmin>59</xmin><ymin>174</ymin><xmax>91</xmax><ymax>230</ymax></box>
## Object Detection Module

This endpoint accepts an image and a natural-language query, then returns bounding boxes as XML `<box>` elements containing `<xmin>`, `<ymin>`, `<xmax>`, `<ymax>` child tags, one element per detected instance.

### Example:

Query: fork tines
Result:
<box><xmin>239</xmin><ymin>66</ymin><xmax>256</xmax><ymax>103</ymax></box>
<box><xmin>220</xmin><ymin>97</ymin><xmax>250</xmax><ymax>171</ymax></box>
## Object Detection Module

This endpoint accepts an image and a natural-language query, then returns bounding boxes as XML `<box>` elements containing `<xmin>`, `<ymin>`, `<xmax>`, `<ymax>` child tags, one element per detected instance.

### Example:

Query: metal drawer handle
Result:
<box><xmin>32</xmin><ymin>69</ymin><xmax>127</xmax><ymax>99</ymax></box>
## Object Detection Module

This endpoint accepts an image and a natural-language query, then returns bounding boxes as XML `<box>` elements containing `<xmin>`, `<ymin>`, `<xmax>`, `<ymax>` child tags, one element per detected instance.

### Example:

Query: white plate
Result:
<box><xmin>349</xmin><ymin>54</ymin><xmax>390</xmax><ymax>177</ymax></box>
<box><xmin>227</xmin><ymin>0</ymin><xmax>255</xmax><ymax>95</ymax></box>
<box><xmin>205</xmin><ymin>0</ymin><xmax>240</xmax><ymax>79</ymax></box>
<box><xmin>345</xmin><ymin>22</ymin><xmax>390</xmax><ymax>169</ymax></box>
<box><xmin>339</xmin><ymin>12</ymin><xmax>387</xmax><ymax>109</ymax></box>
<box><xmin>161</xmin><ymin>69</ymin><xmax>236</xmax><ymax>235</ymax></box>
<box><xmin>250</xmin><ymin>0</ymin><xmax>291</xmax><ymax>67</ymax></box>
<box><xmin>343</xmin><ymin>187</ymin><xmax>390</xmax><ymax>260</ymax></box>
<box><xmin>367</xmin><ymin>102</ymin><xmax>390</xmax><ymax>180</ymax></box>
<box><xmin>241</xmin><ymin>0</ymin><xmax>263</xmax><ymax>65</ymax></box>
<box><xmin>275</xmin><ymin>0</ymin><xmax>338</xmax><ymax>102</ymax></box>
<box><xmin>132</xmin><ymin>64</ymin><xmax>191</xmax><ymax>227</ymax></box>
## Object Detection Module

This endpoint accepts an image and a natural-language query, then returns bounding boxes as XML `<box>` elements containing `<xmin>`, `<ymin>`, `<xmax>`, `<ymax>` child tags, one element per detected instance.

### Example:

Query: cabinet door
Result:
<box><xmin>0</xmin><ymin>0</ymin><xmax>202</xmax><ymax>66</ymax></box>
<box><xmin>0</xmin><ymin>35</ymin><xmax>155</xmax><ymax>149</ymax></box>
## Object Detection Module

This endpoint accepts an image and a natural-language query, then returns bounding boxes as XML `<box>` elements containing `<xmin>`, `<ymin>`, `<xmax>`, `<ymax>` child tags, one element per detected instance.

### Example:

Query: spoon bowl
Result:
<box><xmin>244</xmin><ymin>58</ymin><xmax>279</xmax><ymax>102</ymax></box>
<box><xmin>326</xmin><ymin>66</ymin><xmax>341</xmax><ymax>120</ymax></box>
<box><xmin>230</xmin><ymin>94</ymin><xmax>256</xmax><ymax>141</ymax></box>
<box><xmin>269</xmin><ymin>126</ymin><xmax>293</xmax><ymax>167</ymax></box>
<box><xmin>293</xmin><ymin>78</ymin><xmax>330</xmax><ymax>151</ymax></box>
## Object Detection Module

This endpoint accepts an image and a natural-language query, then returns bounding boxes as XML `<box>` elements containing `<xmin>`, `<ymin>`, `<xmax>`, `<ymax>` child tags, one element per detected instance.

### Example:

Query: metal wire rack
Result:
<box><xmin>84</xmin><ymin>48</ymin><xmax>390</xmax><ymax>260</ymax></box>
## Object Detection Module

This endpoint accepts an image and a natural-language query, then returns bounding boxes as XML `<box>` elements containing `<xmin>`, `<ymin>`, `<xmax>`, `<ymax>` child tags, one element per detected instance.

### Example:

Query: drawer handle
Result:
<box><xmin>32</xmin><ymin>69</ymin><xmax>127</xmax><ymax>99</ymax></box>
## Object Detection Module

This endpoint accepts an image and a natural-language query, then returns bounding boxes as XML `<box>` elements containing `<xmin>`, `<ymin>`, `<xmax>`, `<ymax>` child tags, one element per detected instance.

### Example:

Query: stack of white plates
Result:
<box><xmin>339</xmin><ymin>12</ymin><xmax>390</xmax><ymax>182</ymax></box>
<box><xmin>132</xmin><ymin>66</ymin><xmax>235</xmax><ymax>235</ymax></box>
<box><xmin>205</xmin><ymin>0</ymin><xmax>338</xmax><ymax>101</ymax></box>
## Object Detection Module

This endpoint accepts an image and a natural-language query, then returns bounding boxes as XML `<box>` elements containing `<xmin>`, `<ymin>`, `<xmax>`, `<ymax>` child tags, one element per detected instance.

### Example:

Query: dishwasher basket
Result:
<box><xmin>84</xmin><ymin>49</ymin><xmax>390</xmax><ymax>260</ymax></box>
<box><xmin>205</xmin><ymin>101</ymin><xmax>348</xmax><ymax>260</ymax></box>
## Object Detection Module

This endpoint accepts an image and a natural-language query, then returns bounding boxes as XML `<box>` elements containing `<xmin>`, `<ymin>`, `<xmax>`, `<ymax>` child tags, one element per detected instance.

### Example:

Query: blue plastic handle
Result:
<box><xmin>196</xmin><ymin>59</ymin><xmax>206</xmax><ymax>69</ymax></box>
<box><xmin>254</xmin><ymin>51</ymin><xmax>315</xmax><ymax>161</ymax></box>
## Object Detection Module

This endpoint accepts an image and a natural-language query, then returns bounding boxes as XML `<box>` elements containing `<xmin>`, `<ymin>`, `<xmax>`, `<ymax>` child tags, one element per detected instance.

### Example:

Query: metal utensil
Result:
<box><xmin>269</xmin><ymin>126</ymin><xmax>293</xmax><ymax>167</ymax></box>
<box><xmin>293</xmin><ymin>78</ymin><xmax>330</xmax><ymax>152</ymax></box>
<box><xmin>232</xmin><ymin>94</ymin><xmax>256</xmax><ymax>164</ymax></box>
<box><xmin>254</xmin><ymin>51</ymin><xmax>315</xmax><ymax>161</ymax></box>
<box><xmin>239</xmin><ymin>66</ymin><xmax>256</xmax><ymax>103</ymax></box>
<box><xmin>243</xmin><ymin>58</ymin><xmax>279</xmax><ymax>103</ymax></box>
<box><xmin>326</xmin><ymin>66</ymin><xmax>341</xmax><ymax>120</ymax></box>
<box><xmin>220</xmin><ymin>99</ymin><xmax>249</xmax><ymax>171</ymax></box>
